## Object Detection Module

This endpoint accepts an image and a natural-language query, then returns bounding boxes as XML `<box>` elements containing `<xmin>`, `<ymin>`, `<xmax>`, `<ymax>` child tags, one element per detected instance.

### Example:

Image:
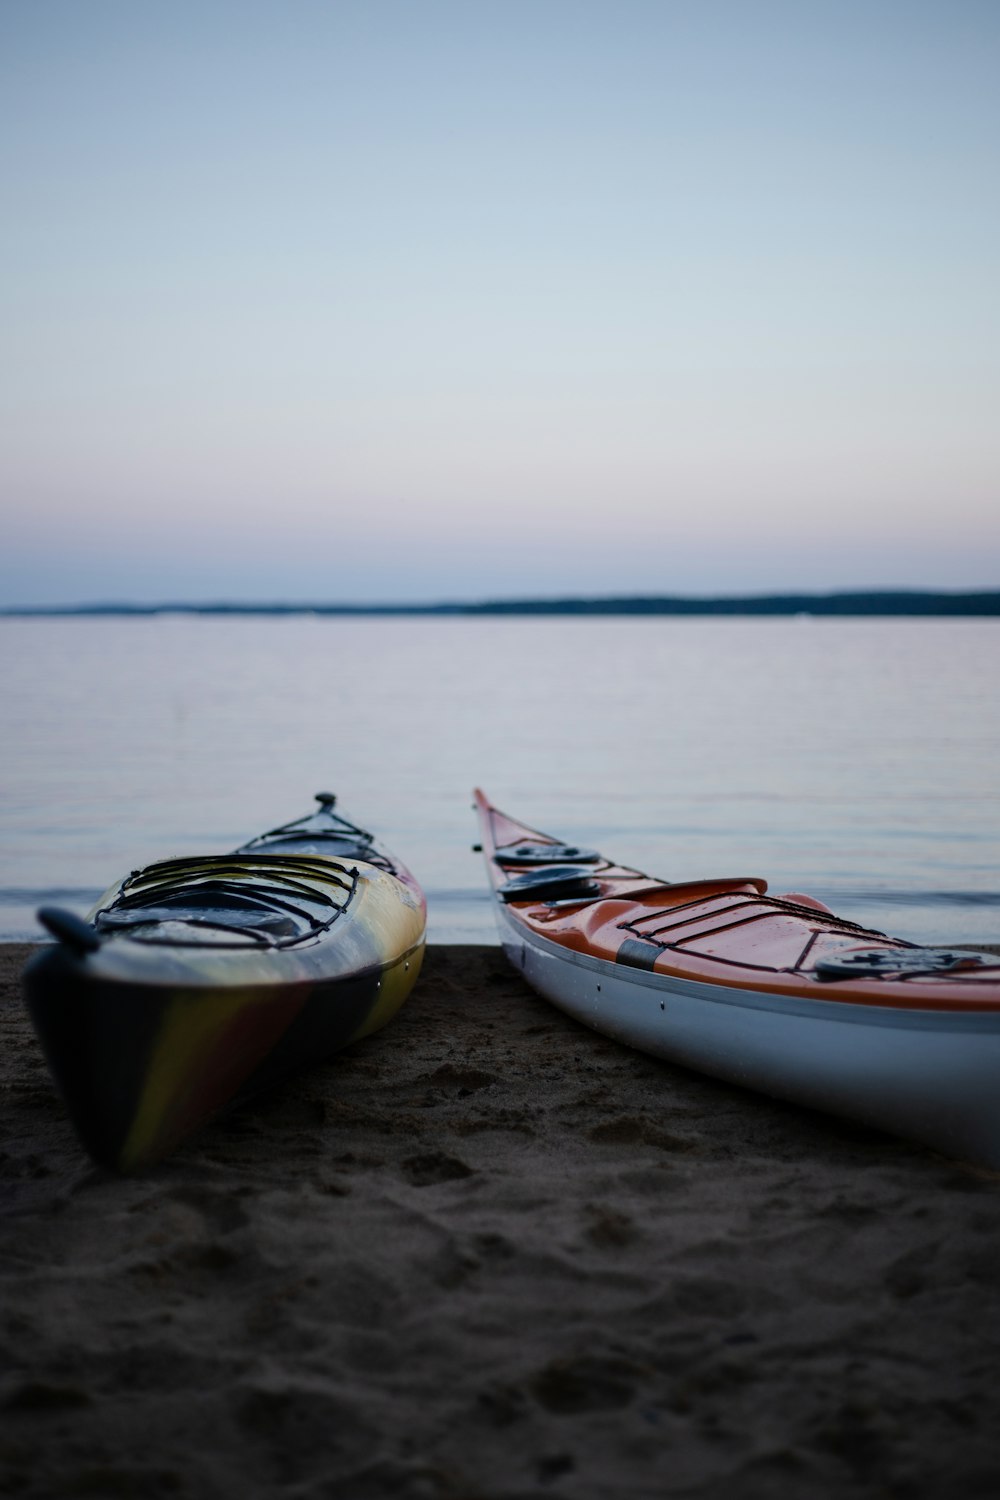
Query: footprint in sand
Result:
<box><xmin>401</xmin><ymin>1151</ymin><xmax>474</xmax><ymax>1186</ymax></box>
<box><xmin>424</xmin><ymin>1064</ymin><xmax>498</xmax><ymax>1097</ymax></box>
<box><xmin>530</xmin><ymin>1353</ymin><xmax>641</xmax><ymax>1414</ymax></box>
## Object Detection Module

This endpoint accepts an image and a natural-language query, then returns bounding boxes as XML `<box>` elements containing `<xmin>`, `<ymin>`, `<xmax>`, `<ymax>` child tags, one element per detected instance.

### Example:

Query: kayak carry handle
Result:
<box><xmin>37</xmin><ymin>907</ymin><xmax>102</xmax><ymax>956</ymax></box>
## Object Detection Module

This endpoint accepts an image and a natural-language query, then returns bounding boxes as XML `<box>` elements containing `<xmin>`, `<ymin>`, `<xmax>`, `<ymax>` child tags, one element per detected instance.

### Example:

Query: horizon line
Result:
<box><xmin>3</xmin><ymin>588</ymin><xmax>1000</xmax><ymax>618</ymax></box>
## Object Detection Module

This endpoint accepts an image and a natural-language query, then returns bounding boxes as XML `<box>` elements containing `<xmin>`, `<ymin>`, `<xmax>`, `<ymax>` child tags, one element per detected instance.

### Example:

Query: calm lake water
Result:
<box><xmin>1</xmin><ymin>616</ymin><xmax>997</xmax><ymax>946</ymax></box>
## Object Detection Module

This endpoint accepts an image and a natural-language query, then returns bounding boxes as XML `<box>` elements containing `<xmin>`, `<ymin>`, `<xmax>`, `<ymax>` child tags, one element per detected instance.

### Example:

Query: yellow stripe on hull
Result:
<box><xmin>350</xmin><ymin>945</ymin><xmax>425</xmax><ymax>1043</ymax></box>
<box><xmin>119</xmin><ymin>985</ymin><xmax>297</xmax><ymax>1171</ymax></box>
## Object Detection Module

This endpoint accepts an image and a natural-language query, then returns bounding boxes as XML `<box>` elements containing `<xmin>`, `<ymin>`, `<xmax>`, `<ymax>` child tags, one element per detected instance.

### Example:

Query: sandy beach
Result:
<box><xmin>3</xmin><ymin>940</ymin><xmax>1000</xmax><ymax>1499</ymax></box>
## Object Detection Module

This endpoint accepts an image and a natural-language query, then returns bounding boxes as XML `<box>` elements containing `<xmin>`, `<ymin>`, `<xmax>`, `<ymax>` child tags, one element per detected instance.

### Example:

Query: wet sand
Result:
<box><xmin>3</xmin><ymin>941</ymin><xmax>1000</xmax><ymax>1499</ymax></box>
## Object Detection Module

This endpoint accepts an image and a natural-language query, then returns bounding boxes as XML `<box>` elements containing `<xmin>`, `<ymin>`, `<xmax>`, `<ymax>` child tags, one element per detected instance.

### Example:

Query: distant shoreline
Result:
<box><xmin>2</xmin><ymin>590</ymin><xmax>1000</xmax><ymax>618</ymax></box>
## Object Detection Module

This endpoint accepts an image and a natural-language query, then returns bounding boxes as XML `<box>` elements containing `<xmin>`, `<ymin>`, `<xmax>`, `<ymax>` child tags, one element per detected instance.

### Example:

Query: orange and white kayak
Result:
<box><xmin>474</xmin><ymin>790</ymin><xmax>1000</xmax><ymax>1167</ymax></box>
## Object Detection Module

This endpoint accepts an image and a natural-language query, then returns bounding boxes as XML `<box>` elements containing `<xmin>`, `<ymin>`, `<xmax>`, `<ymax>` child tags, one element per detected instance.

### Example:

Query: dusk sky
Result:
<box><xmin>2</xmin><ymin>1</ymin><xmax>998</xmax><ymax>605</ymax></box>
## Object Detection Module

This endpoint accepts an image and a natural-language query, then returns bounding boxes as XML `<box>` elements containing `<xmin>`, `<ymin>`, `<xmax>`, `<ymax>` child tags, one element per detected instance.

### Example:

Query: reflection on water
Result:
<box><xmin>0</xmin><ymin>616</ymin><xmax>997</xmax><ymax>944</ymax></box>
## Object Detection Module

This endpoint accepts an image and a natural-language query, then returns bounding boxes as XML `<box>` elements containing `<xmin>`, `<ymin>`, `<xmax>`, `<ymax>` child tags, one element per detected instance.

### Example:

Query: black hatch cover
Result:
<box><xmin>496</xmin><ymin>841</ymin><xmax>601</xmax><ymax>866</ymax></box>
<box><xmin>498</xmin><ymin>865</ymin><xmax>602</xmax><ymax>904</ymax></box>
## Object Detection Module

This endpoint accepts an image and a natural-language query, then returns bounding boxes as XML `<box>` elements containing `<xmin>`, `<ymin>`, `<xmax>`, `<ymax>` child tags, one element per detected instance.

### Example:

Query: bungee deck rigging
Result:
<box><xmin>238</xmin><ymin>791</ymin><xmax>397</xmax><ymax>873</ymax></box>
<box><xmin>616</xmin><ymin>885</ymin><xmax>899</xmax><ymax>976</ymax></box>
<box><xmin>93</xmin><ymin>853</ymin><xmax>360</xmax><ymax>947</ymax></box>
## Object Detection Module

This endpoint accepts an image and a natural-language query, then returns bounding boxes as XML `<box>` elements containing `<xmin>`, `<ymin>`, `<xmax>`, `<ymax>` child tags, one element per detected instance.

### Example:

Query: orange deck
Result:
<box><xmin>475</xmin><ymin>792</ymin><xmax>1000</xmax><ymax>1013</ymax></box>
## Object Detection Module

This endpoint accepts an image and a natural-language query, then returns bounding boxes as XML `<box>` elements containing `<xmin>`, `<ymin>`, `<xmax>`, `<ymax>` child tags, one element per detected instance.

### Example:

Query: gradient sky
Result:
<box><xmin>2</xmin><ymin>0</ymin><xmax>998</xmax><ymax>604</ymax></box>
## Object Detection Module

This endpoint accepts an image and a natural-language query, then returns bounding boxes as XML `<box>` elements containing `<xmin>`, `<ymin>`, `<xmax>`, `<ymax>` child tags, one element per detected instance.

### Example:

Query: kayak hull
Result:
<box><xmin>477</xmin><ymin>791</ymin><xmax>1000</xmax><ymax>1167</ymax></box>
<box><xmin>22</xmin><ymin>799</ymin><xmax>425</xmax><ymax>1170</ymax></box>
<box><xmin>24</xmin><ymin>935</ymin><xmax>423</xmax><ymax>1172</ymax></box>
<box><xmin>497</xmin><ymin>902</ymin><xmax>1000</xmax><ymax>1165</ymax></box>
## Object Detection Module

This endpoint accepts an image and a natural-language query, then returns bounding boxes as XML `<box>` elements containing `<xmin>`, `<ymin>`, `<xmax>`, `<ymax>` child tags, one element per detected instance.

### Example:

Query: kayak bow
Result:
<box><xmin>474</xmin><ymin>790</ymin><xmax>1000</xmax><ymax>1166</ymax></box>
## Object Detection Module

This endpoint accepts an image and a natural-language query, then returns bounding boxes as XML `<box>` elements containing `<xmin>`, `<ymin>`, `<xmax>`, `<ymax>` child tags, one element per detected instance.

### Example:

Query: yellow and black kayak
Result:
<box><xmin>22</xmin><ymin>794</ymin><xmax>426</xmax><ymax>1171</ymax></box>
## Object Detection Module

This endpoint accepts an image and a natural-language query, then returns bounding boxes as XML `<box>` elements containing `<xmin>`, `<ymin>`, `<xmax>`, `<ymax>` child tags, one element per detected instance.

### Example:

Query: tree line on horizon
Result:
<box><xmin>4</xmin><ymin>590</ymin><xmax>1000</xmax><ymax>617</ymax></box>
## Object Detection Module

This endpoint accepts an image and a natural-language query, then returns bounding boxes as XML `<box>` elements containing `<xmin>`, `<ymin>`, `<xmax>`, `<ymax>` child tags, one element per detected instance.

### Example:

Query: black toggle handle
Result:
<box><xmin>37</xmin><ymin>907</ymin><xmax>102</xmax><ymax>956</ymax></box>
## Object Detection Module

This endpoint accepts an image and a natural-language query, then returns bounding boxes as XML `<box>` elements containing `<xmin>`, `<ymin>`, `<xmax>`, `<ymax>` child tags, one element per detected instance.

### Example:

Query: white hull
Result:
<box><xmin>495</xmin><ymin>905</ymin><xmax>1000</xmax><ymax>1168</ymax></box>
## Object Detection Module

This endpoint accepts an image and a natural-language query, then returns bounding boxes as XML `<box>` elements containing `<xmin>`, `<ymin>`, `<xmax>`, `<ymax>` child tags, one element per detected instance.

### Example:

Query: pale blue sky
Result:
<box><xmin>2</xmin><ymin>0</ymin><xmax>998</xmax><ymax>604</ymax></box>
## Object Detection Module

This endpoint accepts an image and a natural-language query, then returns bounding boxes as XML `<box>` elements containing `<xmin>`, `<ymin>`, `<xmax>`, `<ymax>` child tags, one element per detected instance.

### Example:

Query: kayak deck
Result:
<box><xmin>475</xmin><ymin>792</ymin><xmax>1000</xmax><ymax>1012</ymax></box>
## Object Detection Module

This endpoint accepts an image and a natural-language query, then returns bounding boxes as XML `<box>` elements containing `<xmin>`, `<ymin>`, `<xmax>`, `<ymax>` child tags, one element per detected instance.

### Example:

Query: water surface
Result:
<box><xmin>1</xmin><ymin>616</ymin><xmax>997</xmax><ymax>945</ymax></box>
